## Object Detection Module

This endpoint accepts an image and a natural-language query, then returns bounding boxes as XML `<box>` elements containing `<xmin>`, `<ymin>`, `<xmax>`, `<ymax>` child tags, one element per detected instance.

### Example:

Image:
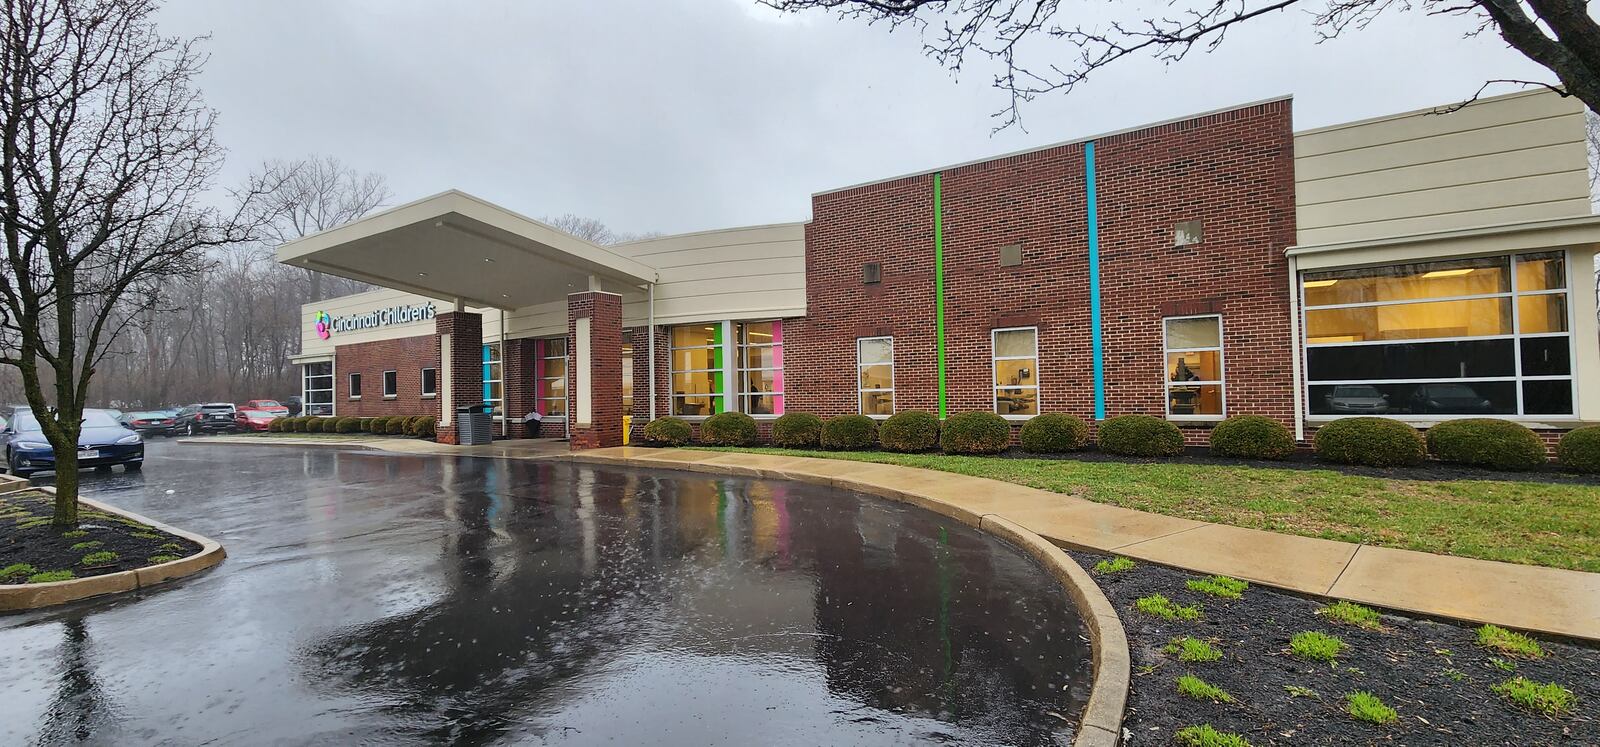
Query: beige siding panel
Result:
<box><xmin>1295</xmin><ymin>114</ymin><xmax>1585</xmax><ymax>182</ymax></box>
<box><xmin>298</xmin><ymin>289</ymin><xmax>445</xmax><ymax>357</ymax></box>
<box><xmin>1297</xmin><ymin>200</ymin><xmax>1594</xmax><ymax>247</ymax></box>
<box><xmin>648</xmin><ymin>249</ymin><xmax>805</xmax><ymax>272</ymax></box>
<box><xmin>1298</xmin><ymin>171</ymin><xmax>1588</xmax><ymax>228</ymax></box>
<box><xmin>649</xmin><ymin>291</ymin><xmax>807</xmax><ymax>325</ymax></box>
<box><xmin>614</xmin><ymin>224</ymin><xmax>805</xmax><ymax>258</ymax></box>
<box><xmin>652</xmin><ymin>273</ymin><xmax>806</xmax><ymax>301</ymax></box>
<box><xmin>1297</xmin><ymin>142</ymin><xmax>1587</xmax><ymax>206</ymax></box>
<box><xmin>1294</xmin><ymin>90</ymin><xmax>1583</xmax><ymax>158</ymax></box>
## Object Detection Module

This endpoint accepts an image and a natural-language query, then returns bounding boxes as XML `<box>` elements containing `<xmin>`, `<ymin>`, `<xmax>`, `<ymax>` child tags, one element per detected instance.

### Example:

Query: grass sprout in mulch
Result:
<box><xmin>0</xmin><ymin>491</ymin><xmax>200</xmax><ymax>584</ymax></box>
<box><xmin>1345</xmin><ymin>690</ymin><xmax>1398</xmax><ymax>724</ymax></box>
<box><xmin>1187</xmin><ymin>575</ymin><xmax>1249</xmax><ymax>599</ymax></box>
<box><xmin>1318</xmin><ymin>600</ymin><xmax>1385</xmax><ymax>631</ymax></box>
<box><xmin>1093</xmin><ymin>555</ymin><xmax>1136</xmax><ymax>574</ymax></box>
<box><xmin>1289</xmin><ymin>631</ymin><xmax>1347</xmax><ymax>662</ymax></box>
<box><xmin>1493</xmin><ymin>676</ymin><xmax>1577</xmax><ymax>718</ymax></box>
<box><xmin>1135</xmin><ymin>593</ymin><xmax>1202</xmax><ymax>621</ymax></box>
<box><xmin>1072</xmin><ymin>549</ymin><xmax>1600</xmax><ymax>745</ymax></box>
<box><xmin>1174</xmin><ymin>724</ymin><xmax>1252</xmax><ymax>747</ymax></box>
<box><xmin>1177</xmin><ymin>674</ymin><xmax>1236</xmax><ymax>703</ymax></box>
<box><xmin>1476</xmin><ymin>623</ymin><xmax>1546</xmax><ymax>658</ymax></box>
<box><xmin>1166</xmin><ymin>636</ymin><xmax>1223</xmax><ymax>663</ymax></box>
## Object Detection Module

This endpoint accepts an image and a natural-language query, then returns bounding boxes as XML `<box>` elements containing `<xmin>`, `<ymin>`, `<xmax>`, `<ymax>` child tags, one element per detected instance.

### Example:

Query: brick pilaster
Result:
<box><xmin>503</xmin><ymin>337</ymin><xmax>537</xmax><ymax>439</ymax></box>
<box><xmin>568</xmin><ymin>292</ymin><xmax>624</xmax><ymax>449</ymax></box>
<box><xmin>434</xmin><ymin>310</ymin><xmax>483</xmax><ymax>445</ymax></box>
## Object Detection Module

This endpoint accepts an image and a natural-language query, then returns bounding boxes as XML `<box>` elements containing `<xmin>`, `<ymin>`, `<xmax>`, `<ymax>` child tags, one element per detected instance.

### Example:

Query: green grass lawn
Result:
<box><xmin>704</xmin><ymin>447</ymin><xmax>1600</xmax><ymax>572</ymax></box>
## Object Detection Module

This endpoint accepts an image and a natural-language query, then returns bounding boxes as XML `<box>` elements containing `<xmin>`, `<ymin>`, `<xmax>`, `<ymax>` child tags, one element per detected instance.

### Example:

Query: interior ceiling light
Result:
<box><xmin>1302</xmin><ymin>279</ymin><xmax>1338</xmax><ymax>288</ymax></box>
<box><xmin>1421</xmin><ymin>268</ymin><xmax>1475</xmax><ymax>278</ymax></box>
<box><xmin>484</xmin><ymin>258</ymin><xmax>494</xmax><ymax>263</ymax></box>
<box><xmin>417</xmin><ymin>272</ymin><xmax>428</xmax><ymax>277</ymax></box>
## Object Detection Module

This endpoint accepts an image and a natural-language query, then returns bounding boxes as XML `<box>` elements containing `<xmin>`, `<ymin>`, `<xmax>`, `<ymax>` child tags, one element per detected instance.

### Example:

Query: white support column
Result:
<box><xmin>575</xmin><ymin>316</ymin><xmax>593</xmax><ymax>427</ymax></box>
<box><xmin>721</xmin><ymin>319</ymin><xmax>736</xmax><ymax>415</ymax></box>
<box><xmin>647</xmin><ymin>283</ymin><xmax>657</xmax><ymax>421</ymax></box>
<box><xmin>1287</xmin><ymin>254</ymin><xmax>1305</xmax><ymax>442</ymax></box>
<box><xmin>440</xmin><ymin>333</ymin><xmax>454</xmax><ymax>426</ymax></box>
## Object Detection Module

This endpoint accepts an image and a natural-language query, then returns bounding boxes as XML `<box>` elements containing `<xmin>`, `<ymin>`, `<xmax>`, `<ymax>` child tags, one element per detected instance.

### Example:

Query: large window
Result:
<box><xmin>303</xmin><ymin>362</ymin><xmax>333</xmax><ymax>416</ymax></box>
<box><xmin>621</xmin><ymin>342</ymin><xmax>633</xmax><ymax>414</ymax></box>
<box><xmin>483</xmin><ymin>343</ymin><xmax>503</xmax><ymax>417</ymax></box>
<box><xmin>1164</xmin><ymin>316</ymin><xmax>1224</xmax><ymax>418</ymax></box>
<box><xmin>857</xmin><ymin>336</ymin><xmax>894</xmax><ymax>416</ymax></box>
<box><xmin>537</xmin><ymin>338</ymin><xmax>567</xmax><ymax>417</ymax></box>
<box><xmin>1302</xmin><ymin>252</ymin><xmax>1573</xmax><ymax>417</ymax></box>
<box><xmin>739</xmin><ymin>321</ymin><xmax>784</xmax><ymax>415</ymax></box>
<box><xmin>993</xmin><ymin>327</ymin><xmax>1039</xmax><ymax>416</ymax></box>
<box><xmin>671</xmin><ymin>325</ymin><xmax>725</xmax><ymax>416</ymax></box>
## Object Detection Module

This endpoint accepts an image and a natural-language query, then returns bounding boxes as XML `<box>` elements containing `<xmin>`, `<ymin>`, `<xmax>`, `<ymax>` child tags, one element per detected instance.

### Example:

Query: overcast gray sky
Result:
<box><xmin>157</xmin><ymin>0</ymin><xmax>1552</xmax><ymax>237</ymax></box>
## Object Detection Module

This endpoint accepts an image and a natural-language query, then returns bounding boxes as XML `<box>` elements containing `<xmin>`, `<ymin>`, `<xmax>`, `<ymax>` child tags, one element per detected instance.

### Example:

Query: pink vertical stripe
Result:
<box><xmin>771</xmin><ymin>320</ymin><xmax>784</xmax><ymax>415</ymax></box>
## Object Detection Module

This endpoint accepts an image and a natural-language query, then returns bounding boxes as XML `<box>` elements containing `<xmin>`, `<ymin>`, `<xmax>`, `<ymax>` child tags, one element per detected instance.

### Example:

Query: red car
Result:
<box><xmin>241</xmin><ymin>399</ymin><xmax>290</xmax><ymax>417</ymax></box>
<box><xmin>233</xmin><ymin>409</ymin><xmax>280</xmax><ymax>432</ymax></box>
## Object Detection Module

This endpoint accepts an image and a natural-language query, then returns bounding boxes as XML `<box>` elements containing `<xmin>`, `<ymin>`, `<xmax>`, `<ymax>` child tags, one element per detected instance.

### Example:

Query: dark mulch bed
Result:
<box><xmin>1071</xmin><ymin>551</ymin><xmax>1600</xmax><ymax>746</ymax></box>
<box><xmin>1000</xmin><ymin>446</ymin><xmax>1600</xmax><ymax>487</ymax></box>
<box><xmin>0</xmin><ymin>491</ymin><xmax>201</xmax><ymax>584</ymax></box>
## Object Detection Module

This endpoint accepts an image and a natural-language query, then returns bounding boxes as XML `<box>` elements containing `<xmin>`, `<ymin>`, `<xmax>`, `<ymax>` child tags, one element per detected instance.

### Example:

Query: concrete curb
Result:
<box><xmin>560</xmin><ymin>450</ymin><xmax>1130</xmax><ymax>746</ymax></box>
<box><xmin>0</xmin><ymin>477</ymin><xmax>226</xmax><ymax>612</ymax></box>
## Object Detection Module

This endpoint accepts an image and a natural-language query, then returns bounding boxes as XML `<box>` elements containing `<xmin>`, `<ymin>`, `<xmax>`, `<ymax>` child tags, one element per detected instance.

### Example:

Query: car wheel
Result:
<box><xmin>125</xmin><ymin>462</ymin><xmax>143</xmax><ymax>472</ymax></box>
<box><xmin>187</xmin><ymin>422</ymin><xmax>198</xmax><ymax>436</ymax></box>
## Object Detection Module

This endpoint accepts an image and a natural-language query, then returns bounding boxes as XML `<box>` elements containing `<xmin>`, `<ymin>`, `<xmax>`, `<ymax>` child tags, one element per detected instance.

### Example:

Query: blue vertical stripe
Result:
<box><xmin>1086</xmin><ymin>141</ymin><xmax>1105</xmax><ymax>420</ymax></box>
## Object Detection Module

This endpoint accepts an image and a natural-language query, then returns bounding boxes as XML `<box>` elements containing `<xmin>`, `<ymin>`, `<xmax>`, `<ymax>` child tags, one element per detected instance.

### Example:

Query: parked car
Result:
<box><xmin>1</xmin><ymin>408</ymin><xmax>144</xmax><ymax>477</ymax></box>
<box><xmin>233</xmin><ymin>409</ymin><xmax>280</xmax><ymax>432</ymax></box>
<box><xmin>241</xmin><ymin>399</ymin><xmax>290</xmax><ymax>417</ymax></box>
<box><xmin>120</xmin><ymin>410</ymin><xmax>179</xmax><ymax>436</ymax></box>
<box><xmin>1323</xmin><ymin>385</ymin><xmax>1390</xmax><ymax>414</ymax></box>
<box><xmin>1407</xmin><ymin>383</ymin><xmax>1497</xmax><ymax>415</ymax></box>
<box><xmin>175</xmin><ymin>403</ymin><xmax>239</xmax><ymax>435</ymax></box>
<box><xmin>285</xmin><ymin>396</ymin><xmax>303</xmax><ymax>416</ymax></box>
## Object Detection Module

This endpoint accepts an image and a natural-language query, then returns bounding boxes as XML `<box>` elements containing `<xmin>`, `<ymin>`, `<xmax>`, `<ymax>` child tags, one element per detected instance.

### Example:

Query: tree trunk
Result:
<box><xmin>52</xmin><ymin>450</ymin><xmax>78</xmax><ymax>526</ymax></box>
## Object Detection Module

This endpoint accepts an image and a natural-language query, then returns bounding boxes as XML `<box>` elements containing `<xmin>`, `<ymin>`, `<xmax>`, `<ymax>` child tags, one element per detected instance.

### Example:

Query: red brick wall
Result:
<box><xmin>435</xmin><ymin>311</ymin><xmax>483</xmax><ymax>445</ymax></box>
<box><xmin>332</xmin><ymin>336</ymin><xmax>441</xmax><ymax>419</ymax></box>
<box><xmin>568</xmin><ymin>292</ymin><xmax>625</xmax><ymax>449</ymax></box>
<box><xmin>785</xmin><ymin>98</ymin><xmax>1298</xmax><ymax>438</ymax></box>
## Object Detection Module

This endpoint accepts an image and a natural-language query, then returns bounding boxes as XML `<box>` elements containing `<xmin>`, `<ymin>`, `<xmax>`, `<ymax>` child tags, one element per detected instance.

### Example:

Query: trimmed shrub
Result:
<box><xmin>821</xmin><ymin>414</ymin><xmax>878</xmax><ymax>450</ymax></box>
<box><xmin>371</xmin><ymin>416</ymin><xmax>393</xmax><ymax>434</ymax></box>
<box><xmin>278</xmin><ymin>417</ymin><xmax>298</xmax><ymax>432</ymax></box>
<box><xmin>771</xmin><ymin>412</ymin><xmax>824</xmax><ymax>448</ymax></box>
<box><xmin>1209</xmin><ymin>415</ymin><xmax>1294</xmax><ymax>460</ymax></box>
<box><xmin>880</xmin><ymin>410</ymin><xmax>941</xmax><ymax>453</ymax></box>
<box><xmin>643</xmin><ymin>417</ymin><xmax>692</xmax><ymax>447</ymax></box>
<box><xmin>410</xmin><ymin>415</ymin><xmax>438</xmax><ymax>438</ymax></box>
<box><xmin>385</xmin><ymin>417</ymin><xmax>408</xmax><ymax>435</ymax></box>
<box><xmin>700</xmin><ymin>411</ymin><xmax>759</xmax><ymax>446</ymax></box>
<box><xmin>402</xmin><ymin>415</ymin><xmax>423</xmax><ymax>435</ymax></box>
<box><xmin>335</xmin><ymin>417</ymin><xmax>360</xmax><ymax>434</ymax></box>
<box><xmin>1426</xmin><ymin>418</ymin><xmax>1546</xmax><ymax>471</ymax></box>
<box><xmin>1019</xmin><ymin>413</ymin><xmax>1090</xmax><ymax>453</ymax></box>
<box><xmin>356</xmin><ymin>417</ymin><xmax>373</xmax><ymax>433</ymax></box>
<box><xmin>1097</xmin><ymin>414</ymin><xmax>1184</xmax><ymax>457</ymax></box>
<box><xmin>939</xmin><ymin>411</ymin><xmax>1010</xmax><ymax>455</ymax></box>
<box><xmin>267</xmin><ymin>418</ymin><xmax>283</xmax><ymax>433</ymax></box>
<box><xmin>1313</xmin><ymin>417</ymin><xmax>1425</xmax><ymax>467</ymax></box>
<box><xmin>305</xmin><ymin>417</ymin><xmax>326</xmax><ymax>434</ymax></box>
<box><xmin>1557</xmin><ymin>426</ymin><xmax>1600</xmax><ymax>473</ymax></box>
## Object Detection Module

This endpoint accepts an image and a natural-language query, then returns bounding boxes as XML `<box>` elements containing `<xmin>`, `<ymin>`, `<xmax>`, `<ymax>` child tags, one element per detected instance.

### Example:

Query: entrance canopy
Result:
<box><xmin>275</xmin><ymin>190</ymin><xmax>657</xmax><ymax>310</ymax></box>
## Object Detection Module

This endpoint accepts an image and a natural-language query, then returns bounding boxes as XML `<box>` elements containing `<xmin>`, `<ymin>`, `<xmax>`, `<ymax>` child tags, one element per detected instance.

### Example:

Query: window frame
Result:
<box><xmin>382</xmin><ymin>369</ymin><xmax>398</xmax><ymax>399</ymax></box>
<box><xmin>669</xmin><ymin>324</ymin><xmax>726</xmax><ymax>419</ymax></box>
<box><xmin>538</xmin><ymin>337</ymin><xmax>568</xmax><ymax>420</ymax></box>
<box><xmin>420</xmin><ymin>367</ymin><xmax>437</xmax><ymax>399</ymax></box>
<box><xmin>347</xmin><ymin>372</ymin><xmax>361</xmax><ymax>400</ymax></box>
<box><xmin>856</xmin><ymin>335</ymin><xmax>895</xmax><ymax>419</ymax></box>
<box><xmin>737</xmin><ymin>320</ymin><xmax>784</xmax><ymax>417</ymax></box>
<box><xmin>302</xmin><ymin>361</ymin><xmax>334</xmax><ymax>417</ymax></box>
<box><xmin>1299</xmin><ymin>250</ymin><xmax>1577</xmax><ymax>422</ymax></box>
<box><xmin>483</xmin><ymin>343</ymin><xmax>504</xmax><ymax>419</ymax></box>
<box><xmin>1162</xmin><ymin>314</ymin><xmax>1226</xmax><ymax>421</ymax></box>
<box><xmin>991</xmin><ymin>326</ymin><xmax>1041</xmax><ymax>419</ymax></box>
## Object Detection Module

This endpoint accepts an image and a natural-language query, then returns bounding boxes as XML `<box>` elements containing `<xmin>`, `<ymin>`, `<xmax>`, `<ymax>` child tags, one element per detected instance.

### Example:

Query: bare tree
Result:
<box><xmin>0</xmin><ymin>0</ymin><xmax>264</xmax><ymax>526</ymax></box>
<box><xmin>542</xmin><ymin>213</ymin><xmax>663</xmax><ymax>245</ymax></box>
<box><xmin>763</xmin><ymin>0</ymin><xmax>1600</xmax><ymax>129</ymax></box>
<box><xmin>255</xmin><ymin>155</ymin><xmax>389</xmax><ymax>301</ymax></box>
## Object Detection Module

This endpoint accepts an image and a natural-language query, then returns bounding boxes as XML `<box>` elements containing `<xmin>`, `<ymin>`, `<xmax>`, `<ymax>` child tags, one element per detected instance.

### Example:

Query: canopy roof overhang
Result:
<box><xmin>275</xmin><ymin>190</ymin><xmax>657</xmax><ymax>310</ymax></box>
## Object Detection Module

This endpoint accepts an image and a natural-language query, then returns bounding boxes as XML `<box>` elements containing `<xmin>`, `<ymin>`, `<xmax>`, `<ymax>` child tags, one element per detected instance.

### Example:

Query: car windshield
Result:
<box><xmin>130</xmin><ymin>411</ymin><xmax>168</xmax><ymax>419</ymax></box>
<box><xmin>202</xmin><ymin>405</ymin><xmax>232</xmax><ymax>411</ymax></box>
<box><xmin>255</xmin><ymin>400</ymin><xmax>281</xmax><ymax>407</ymax></box>
<box><xmin>1428</xmin><ymin>384</ymin><xmax>1478</xmax><ymax>398</ymax></box>
<box><xmin>1332</xmin><ymin>386</ymin><xmax>1381</xmax><ymax>397</ymax></box>
<box><xmin>12</xmin><ymin>410</ymin><xmax>119</xmax><ymax>430</ymax></box>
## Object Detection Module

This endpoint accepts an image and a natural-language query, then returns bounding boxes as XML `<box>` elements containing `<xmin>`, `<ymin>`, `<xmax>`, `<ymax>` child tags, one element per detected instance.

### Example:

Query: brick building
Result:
<box><xmin>281</xmin><ymin>90</ymin><xmax>1600</xmax><ymax>448</ymax></box>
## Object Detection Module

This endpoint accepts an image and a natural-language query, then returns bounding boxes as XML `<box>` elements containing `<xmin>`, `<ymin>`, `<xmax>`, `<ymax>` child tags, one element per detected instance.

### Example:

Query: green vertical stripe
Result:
<box><xmin>934</xmin><ymin>172</ymin><xmax>947</xmax><ymax>420</ymax></box>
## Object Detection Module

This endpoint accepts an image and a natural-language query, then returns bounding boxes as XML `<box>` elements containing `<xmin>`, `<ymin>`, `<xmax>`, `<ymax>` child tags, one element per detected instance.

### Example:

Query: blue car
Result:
<box><xmin>2</xmin><ymin>408</ymin><xmax>144</xmax><ymax>478</ymax></box>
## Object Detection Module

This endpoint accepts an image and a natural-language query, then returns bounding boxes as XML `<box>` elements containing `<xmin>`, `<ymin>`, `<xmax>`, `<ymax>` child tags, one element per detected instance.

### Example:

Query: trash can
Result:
<box><xmin>455</xmin><ymin>403</ymin><xmax>495</xmax><ymax>445</ymax></box>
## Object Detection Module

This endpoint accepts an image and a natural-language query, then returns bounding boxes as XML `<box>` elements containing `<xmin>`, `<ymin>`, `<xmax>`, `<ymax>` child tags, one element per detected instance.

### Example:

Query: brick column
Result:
<box><xmin>503</xmin><ymin>337</ymin><xmax>537</xmax><ymax>439</ymax></box>
<box><xmin>568</xmin><ymin>291</ymin><xmax>624</xmax><ymax>450</ymax></box>
<box><xmin>434</xmin><ymin>310</ymin><xmax>483</xmax><ymax>445</ymax></box>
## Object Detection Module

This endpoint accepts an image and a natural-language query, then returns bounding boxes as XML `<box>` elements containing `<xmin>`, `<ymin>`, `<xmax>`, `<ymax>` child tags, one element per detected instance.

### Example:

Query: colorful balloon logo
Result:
<box><xmin>314</xmin><ymin>311</ymin><xmax>331</xmax><ymax>340</ymax></box>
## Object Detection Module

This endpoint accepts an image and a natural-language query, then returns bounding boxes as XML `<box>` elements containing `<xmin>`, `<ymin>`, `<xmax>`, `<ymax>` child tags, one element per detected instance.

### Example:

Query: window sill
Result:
<box><xmin>1000</xmin><ymin>414</ymin><xmax>1036</xmax><ymax>421</ymax></box>
<box><xmin>1167</xmin><ymin>416</ymin><xmax>1225</xmax><ymax>424</ymax></box>
<box><xmin>348</xmin><ymin>396</ymin><xmax>361</xmax><ymax>401</ymax></box>
<box><xmin>383</xmin><ymin>395</ymin><xmax>397</xmax><ymax>400</ymax></box>
<box><xmin>421</xmin><ymin>394</ymin><xmax>437</xmax><ymax>399</ymax></box>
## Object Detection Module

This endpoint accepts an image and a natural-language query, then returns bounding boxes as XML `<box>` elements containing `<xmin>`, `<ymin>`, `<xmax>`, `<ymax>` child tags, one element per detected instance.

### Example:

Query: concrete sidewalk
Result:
<box><xmin>565</xmin><ymin>447</ymin><xmax>1600</xmax><ymax>642</ymax></box>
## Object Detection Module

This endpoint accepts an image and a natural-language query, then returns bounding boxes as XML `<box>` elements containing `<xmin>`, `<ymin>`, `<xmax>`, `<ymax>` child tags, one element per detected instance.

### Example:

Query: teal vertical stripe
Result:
<box><xmin>934</xmin><ymin>172</ymin><xmax>947</xmax><ymax>420</ymax></box>
<box><xmin>1086</xmin><ymin>142</ymin><xmax>1105</xmax><ymax>420</ymax></box>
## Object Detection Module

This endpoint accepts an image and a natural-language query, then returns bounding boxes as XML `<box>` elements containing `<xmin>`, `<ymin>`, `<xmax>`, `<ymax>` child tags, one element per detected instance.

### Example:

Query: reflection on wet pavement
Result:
<box><xmin>0</xmin><ymin>442</ymin><xmax>1091</xmax><ymax>745</ymax></box>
